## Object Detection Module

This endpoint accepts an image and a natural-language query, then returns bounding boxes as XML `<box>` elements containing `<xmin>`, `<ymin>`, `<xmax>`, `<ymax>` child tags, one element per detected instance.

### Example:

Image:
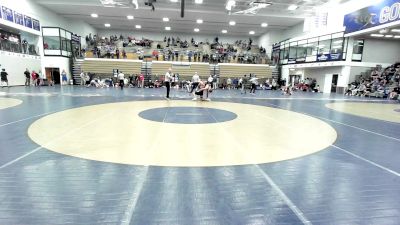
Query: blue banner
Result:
<box><xmin>14</xmin><ymin>12</ymin><xmax>23</xmax><ymax>26</ymax></box>
<box><xmin>2</xmin><ymin>6</ymin><xmax>14</xmax><ymax>22</ymax></box>
<box><xmin>344</xmin><ymin>0</ymin><xmax>400</xmax><ymax>34</ymax></box>
<box><xmin>32</xmin><ymin>19</ymin><xmax>40</xmax><ymax>31</ymax></box>
<box><xmin>24</xmin><ymin>15</ymin><xmax>32</xmax><ymax>28</ymax></box>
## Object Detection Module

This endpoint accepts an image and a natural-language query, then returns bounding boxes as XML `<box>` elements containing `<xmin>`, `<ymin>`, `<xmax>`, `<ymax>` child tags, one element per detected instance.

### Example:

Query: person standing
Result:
<box><xmin>80</xmin><ymin>71</ymin><xmax>86</xmax><ymax>86</ymax></box>
<box><xmin>139</xmin><ymin>73</ymin><xmax>145</xmax><ymax>88</ymax></box>
<box><xmin>1</xmin><ymin>69</ymin><xmax>9</xmax><ymax>88</ymax></box>
<box><xmin>165</xmin><ymin>68</ymin><xmax>172</xmax><ymax>99</ymax></box>
<box><xmin>37</xmin><ymin>70</ymin><xmax>42</xmax><ymax>86</ymax></box>
<box><xmin>190</xmin><ymin>72</ymin><xmax>200</xmax><ymax>93</ymax></box>
<box><xmin>227</xmin><ymin>77</ymin><xmax>232</xmax><ymax>90</ymax></box>
<box><xmin>241</xmin><ymin>74</ymin><xmax>248</xmax><ymax>94</ymax></box>
<box><xmin>61</xmin><ymin>69</ymin><xmax>68</xmax><ymax>85</ymax></box>
<box><xmin>31</xmin><ymin>71</ymin><xmax>37</xmax><ymax>86</ymax></box>
<box><xmin>24</xmin><ymin>69</ymin><xmax>30</xmax><ymax>86</ymax></box>
<box><xmin>249</xmin><ymin>76</ymin><xmax>259</xmax><ymax>95</ymax></box>
<box><xmin>118</xmin><ymin>71</ymin><xmax>125</xmax><ymax>90</ymax></box>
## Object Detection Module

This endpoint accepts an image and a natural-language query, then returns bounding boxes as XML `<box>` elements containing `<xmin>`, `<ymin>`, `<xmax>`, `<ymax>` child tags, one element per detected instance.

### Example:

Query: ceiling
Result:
<box><xmin>31</xmin><ymin>0</ymin><xmax>335</xmax><ymax>36</ymax></box>
<box><xmin>355</xmin><ymin>26</ymin><xmax>400</xmax><ymax>41</ymax></box>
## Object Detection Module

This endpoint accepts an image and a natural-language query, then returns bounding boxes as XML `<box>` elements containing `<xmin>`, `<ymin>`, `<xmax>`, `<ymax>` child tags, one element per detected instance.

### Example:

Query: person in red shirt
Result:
<box><xmin>139</xmin><ymin>73</ymin><xmax>144</xmax><ymax>88</ymax></box>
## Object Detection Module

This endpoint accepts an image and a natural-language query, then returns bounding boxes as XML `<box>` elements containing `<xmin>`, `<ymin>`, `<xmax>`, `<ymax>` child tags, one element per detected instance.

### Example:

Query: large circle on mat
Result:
<box><xmin>28</xmin><ymin>101</ymin><xmax>337</xmax><ymax>167</ymax></box>
<box><xmin>0</xmin><ymin>98</ymin><xmax>22</xmax><ymax>110</ymax></box>
<box><xmin>326</xmin><ymin>102</ymin><xmax>400</xmax><ymax>123</ymax></box>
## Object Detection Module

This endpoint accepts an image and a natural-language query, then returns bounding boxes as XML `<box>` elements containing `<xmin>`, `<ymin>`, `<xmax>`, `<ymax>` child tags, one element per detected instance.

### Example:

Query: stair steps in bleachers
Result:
<box><xmin>271</xmin><ymin>66</ymin><xmax>280</xmax><ymax>80</ymax></box>
<box><xmin>72</xmin><ymin>59</ymin><xmax>84</xmax><ymax>84</ymax></box>
<box><xmin>210</xmin><ymin>64</ymin><xmax>220</xmax><ymax>78</ymax></box>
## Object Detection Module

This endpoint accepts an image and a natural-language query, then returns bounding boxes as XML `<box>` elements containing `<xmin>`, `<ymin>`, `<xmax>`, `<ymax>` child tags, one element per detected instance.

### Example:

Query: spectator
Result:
<box><xmin>1</xmin><ymin>69</ymin><xmax>9</xmax><ymax>88</ymax></box>
<box><xmin>24</xmin><ymin>68</ymin><xmax>30</xmax><ymax>86</ymax></box>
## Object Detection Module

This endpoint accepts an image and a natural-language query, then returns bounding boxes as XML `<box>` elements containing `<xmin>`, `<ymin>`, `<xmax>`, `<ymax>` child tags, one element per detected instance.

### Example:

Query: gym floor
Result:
<box><xmin>0</xmin><ymin>86</ymin><xmax>399</xmax><ymax>225</ymax></box>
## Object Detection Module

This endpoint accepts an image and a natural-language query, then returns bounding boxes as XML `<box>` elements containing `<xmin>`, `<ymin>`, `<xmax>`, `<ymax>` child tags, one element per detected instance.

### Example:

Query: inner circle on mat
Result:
<box><xmin>28</xmin><ymin>101</ymin><xmax>337</xmax><ymax>167</ymax></box>
<box><xmin>139</xmin><ymin>107</ymin><xmax>237</xmax><ymax>124</ymax></box>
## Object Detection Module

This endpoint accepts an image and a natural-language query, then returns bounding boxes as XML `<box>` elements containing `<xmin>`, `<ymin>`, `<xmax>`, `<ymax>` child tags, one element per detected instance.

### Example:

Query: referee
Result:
<box><xmin>165</xmin><ymin>68</ymin><xmax>172</xmax><ymax>99</ymax></box>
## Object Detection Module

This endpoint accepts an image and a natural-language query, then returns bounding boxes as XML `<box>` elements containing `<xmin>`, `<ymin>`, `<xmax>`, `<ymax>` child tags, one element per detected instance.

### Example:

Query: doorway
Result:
<box><xmin>289</xmin><ymin>75</ymin><xmax>301</xmax><ymax>86</ymax></box>
<box><xmin>331</xmin><ymin>74</ymin><xmax>338</xmax><ymax>93</ymax></box>
<box><xmin>45</xmin><ymin>68</ymin><xmax>60</xmax><ymax>85</ymax></box>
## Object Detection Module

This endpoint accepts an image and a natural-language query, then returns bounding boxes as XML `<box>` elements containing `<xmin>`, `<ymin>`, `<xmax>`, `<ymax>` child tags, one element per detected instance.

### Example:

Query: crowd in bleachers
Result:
<box><xmin>345</xmin><ymin>64</ymin><xmax>400</xmax><ymax>100</ymax></box>
<box><xmin>84</xmin><ymin>33</ymin><xmax>269</xmax><ymax>64</ymax></box>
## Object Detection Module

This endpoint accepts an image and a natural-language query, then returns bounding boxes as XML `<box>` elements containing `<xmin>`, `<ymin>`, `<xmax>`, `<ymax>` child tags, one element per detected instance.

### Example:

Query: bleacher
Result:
<box><xmin>79</xmin><ymin>58</ymin><xmax>273</xmax><ymax>83</ymax></box>
<box><xmin>220</xmin><ymin>64</ymin><xmax>272</xmax><ymax>78</ymax></box>
<box><xmin>81</xmin><ymin>58</ymin><xmax>142</xmax><ymax>77</ymax></box>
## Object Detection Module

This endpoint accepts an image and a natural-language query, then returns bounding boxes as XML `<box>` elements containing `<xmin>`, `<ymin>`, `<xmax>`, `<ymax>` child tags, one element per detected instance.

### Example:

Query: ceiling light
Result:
<box><xmin>379</xmin><ymin>29</ymin><xmax>388</xmax><ymax>33</ymax></box>
<box><xmin>391</xmin><ymin>29</ymin><xmax>400</xmax><ymax>33</ymax></box>
<box><xmin>394</xmin><ymin>35</ymin><xmax>400</xmax><ymax>38</ymax></box>
<box><xmin>165</xmin><ymin>26</ymin><xmax>171</xmax><ymax>31</ymax></box>
<box><xmin>91</xmin><ymin>13</ymin><xmax>98</xmax><ymax>18</ymax></box>
<box><xmin>135</xmin><ymin>25</ymin><xmax>141</xmax><ymax>29</ymax></box>
<box><xmin>385</xmin><ymin>35</ymin><xmax>394</xmax><ymax>38</ymax></box>
<box><xmin>249</xmin><ymin>31</ymin><xmax>255</xmax><ymax>35</ymax></box>
<box><xmin>194</xmin><ymin>28</ymin><xmax>200</xmax><ymax>32</ymax></box>
<box><xmin>226</xmin><ymin>0</ymin><xmax>236</xmax><ymax>11</ymax></box>
<box><xmin>261</xmin><ymin>23</ymin><xmax>268</xmax><ymax>27</ymax></box>
<box><xmin>195</xmin><ymin>0</ymin><xmax>203</xmax><ymax>4</ymax></box>
<box><xmin>372</xmin><ymin>0</ymin><xmax>384</xmax><ymax>4</ymax></box>
<box><xmin>170</xmin><ymin>0</ymin><xmax>178</xmax><ymax>2</ymax></box>
<box><xmin>196</xmin><ymin>19</ymin><xmax>203</xmax><ymax>24</ymax></box>
<box><xmin>104</xmin><ymin>23</ymin><xmax>111</xmax><ymax>27</ymax></box>
<box><xmin>163</xmin><ymin>17</ymin><xmax>169</xmax><ymax>22</ymax></box>
<box><xmin>288</xmin><ymin>5</ymin><xmax>298</xmax><ymax>10</ymax></box>
<box><xmin>222</xmin><ymin>30</ymin><xmax>227</xmax><ymax>33</ymax></box>
<box><xmin>371</xmin><ymin>34</ymin><xmax>384</xmax><ymax>37</ymax></box>
<box><xmin>127</xmin><ymin>15</ymin><xmax>134</xmax><ymax>20</ymax></box>
<box><xmin>229</xmin><ymin>21</ymin><xmax>236</xmax><ymax>26</ymax></box>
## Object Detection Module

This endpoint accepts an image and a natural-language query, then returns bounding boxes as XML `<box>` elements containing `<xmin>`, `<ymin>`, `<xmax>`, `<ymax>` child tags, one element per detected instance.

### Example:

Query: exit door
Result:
<box><xmin>45</xmin><ymin>68</ymin><xmax>60</xmax><ymax>85</ymax></box>
<box><xmin>331</xmin><ymin>74</ymin><xmax>338</xmax><ymax>93</ymax></box>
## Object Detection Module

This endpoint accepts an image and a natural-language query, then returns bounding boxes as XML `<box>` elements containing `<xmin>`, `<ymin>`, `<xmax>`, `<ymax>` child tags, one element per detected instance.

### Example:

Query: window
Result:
<box><xmin>352</xmin><ymin>39</ymin><xmax>364</xmax><ymax>61</ymax></box>
<box><xmin>330</xmin><ymin>38</ymin><xmax>344</xmax><ymax>54</ymax></box>
<box><xmin>43</xmin><ymin>36</ymin><xmax>60</xmax><ymax>50</ymax></box>
<box><xmin>317</xmin><ymin>35</ymin><xmax>332</xmax><ymax>55</ymax></box>
<box><xmin>42</xmin><ymin>27</ymin><xmax>74</xmax><ymax>57</ymax></box>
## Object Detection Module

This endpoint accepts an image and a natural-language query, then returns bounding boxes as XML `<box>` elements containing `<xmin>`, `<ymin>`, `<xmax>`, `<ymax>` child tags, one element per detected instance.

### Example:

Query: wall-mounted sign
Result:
<box><xmin>32</xmin><ymin>19</ymin><xmax>40</xmax><ymax>31</ymax></box>
<box><xmin>71</xmin><ymin>34</ymin><xmax>80</xmax><ymax>43</ymax></box>
<box><xmin>14</xmin><ymin>12</ymin><xmax>23</xmax><ymax>25</ymax></box>
<box><xmin>2</xmin><ymin>6</ymin><xmax>14</xmax><ymax>22</ymax></box>
<box><xmin>288</xmin><ymin>58</ymin><xmax>297</xmax><ymax>64</ymax></box>
<box><xmin>330</xmin><ymin>53</ymin><xmax>342</xmax><ymax>60</ymax></box>
<box><xmin>24</xmin><ymin>15</ymin><xmax>32</xmax><ymax>28</ymax></box>
<box><xmin>317</xmin><ymin>54</ymin><xmax>330</xmax><ymax>62</ymax></box>
<box><xmin>344</xmin><ymin>0</ymin><xmax>400</xmax><ymax>34</ymax></box>
<box><xmin>0</xmin><ymin>4</ymin><xmax>40</xmax><ymax>33</ymax></box>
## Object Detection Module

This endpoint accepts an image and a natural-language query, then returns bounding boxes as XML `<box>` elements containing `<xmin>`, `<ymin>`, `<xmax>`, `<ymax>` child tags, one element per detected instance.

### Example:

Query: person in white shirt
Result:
<box><xmin>80</xmin><ymin>71</ymin><xmax>86</xmax><ymax>86</ymax></box>
<box><xmin>165</xmin><ymin>68</ymin><xmax>172</xmax><ymax>99</ymax></box>
<box><xmin>190</xmin><ymin>72</ymin><xmax>200</xmax><ymax>93</ymax></box>
<box><xmin>249</xmin><ymin>76</ymin><xmax>259</xmax><ymax>95</ymax></box>
<box><xmin>118</xmin><ymin>71</ymin><xmax>125</xmax><ymax>90</ymax></box>
<box><xmin>227</xmin><ymin>78</ymin><xmax>232</xmax><ymax>90</ymax></box>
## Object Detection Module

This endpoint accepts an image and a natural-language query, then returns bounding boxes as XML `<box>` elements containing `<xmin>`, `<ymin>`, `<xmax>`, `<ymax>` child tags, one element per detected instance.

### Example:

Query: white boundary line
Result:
<box><xmin>212</xmin><ymin>112</ymin><xmax>312</xmax><ymax>225</ymax></box>
<box><xmin>120</xmin><ymin>167</ymin><xmax>149</xmax><ymax>225</ymax></box>
<box><xmin>256</xmin><ymin>165</ymin><xmax>313</xmax><ymax>225</ymax></box>
<box><xmin>0</xmin><ymin>110</ymin><xmax>115</xmax><ymax>170</ymax></box>
<box><xmin>331</xmin><ymin>145</ymin><xmax>400</xmax><ymax>177</ymax></box>
<box><xmin>0</xmin><ymin>111</ymin><xmax>57</xmax><ymax>128</ymax></box>
<box><xmin>0</xmin><ymin>146</ymin><xmax>42</xmax><ymax>170</ymax></box>
<box><xmin>265</xmin><ymin>102</ymin><xmax>400</xmax><ymax>142</ymax></box>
